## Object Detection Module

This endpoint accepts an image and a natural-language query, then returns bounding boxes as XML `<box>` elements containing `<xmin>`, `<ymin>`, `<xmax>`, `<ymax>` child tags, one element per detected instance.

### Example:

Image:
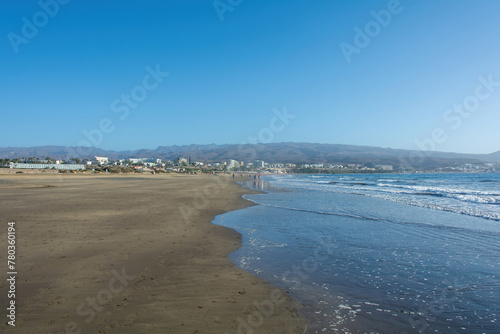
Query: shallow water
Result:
<box><xmin>214</xmin><ymin>173</ymin><xmax>500</xmax><ymax>333</ymax></box>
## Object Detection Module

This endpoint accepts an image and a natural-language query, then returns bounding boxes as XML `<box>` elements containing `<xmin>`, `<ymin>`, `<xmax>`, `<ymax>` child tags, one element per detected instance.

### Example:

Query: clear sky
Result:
<box><xmin>1</xmin><ymin>0</ymin><xmax>499</xmax><ymax>154</ymax></box>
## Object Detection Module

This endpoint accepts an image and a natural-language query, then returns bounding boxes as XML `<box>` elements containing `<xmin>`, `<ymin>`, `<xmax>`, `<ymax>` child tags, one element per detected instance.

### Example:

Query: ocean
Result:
<box><xmin>214</xmin><ymin>173</ymin><xmax>500</xmax><ymax>334</ymax></box>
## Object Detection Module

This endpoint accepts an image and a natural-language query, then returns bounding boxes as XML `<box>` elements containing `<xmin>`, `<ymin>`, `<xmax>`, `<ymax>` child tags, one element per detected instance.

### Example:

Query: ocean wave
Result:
<box><xmin>329</xmin><ymin>182</ymin><xmax>500</xmax><ymax>206</ymax></box>
<box><xmin>244</xmin><ymin>198</ymin><xmax>382</xmax><ymax>222</ymax></box>
<box><xmin>360</xmin><ymin>192</ymin><xmax>500</xmax><ymax>222</ymax></box>
<box><xmin>449</xmin><ymin>194</ymin><xmax>500</xmax><ymax>205</ymax></box>
<box><xmin>265</xmin><ymin>174</ymin><xmax>500</xmax><ymax>221</ymax></box>
<box><xmin>415</xmin><ymin>192</ymin><xmax>445</xmax><ymax>197</ymax></box>
<box><xmin>254</xmin><ymin>189</ymin><xmax>500</xmax><ymax>222</ymax></box>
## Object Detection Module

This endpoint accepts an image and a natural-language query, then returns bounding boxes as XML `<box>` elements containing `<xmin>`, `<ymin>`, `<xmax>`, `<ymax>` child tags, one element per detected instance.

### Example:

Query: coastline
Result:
<box><xmin>219</xmin><ymin>173</ymin><xmax>500</xmax><ymax>332</ymax></box>
<box><xmin>0</xmin><ymin>174</ymin><xmax>306</xmax><ymax>333</ymax></box>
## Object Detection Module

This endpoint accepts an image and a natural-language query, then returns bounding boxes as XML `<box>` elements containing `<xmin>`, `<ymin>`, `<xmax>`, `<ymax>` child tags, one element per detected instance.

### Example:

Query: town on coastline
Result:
<box><xmin>1</xmin><ymin>155</ymin><xmax>498</xmax><ymax>174</ymax></box>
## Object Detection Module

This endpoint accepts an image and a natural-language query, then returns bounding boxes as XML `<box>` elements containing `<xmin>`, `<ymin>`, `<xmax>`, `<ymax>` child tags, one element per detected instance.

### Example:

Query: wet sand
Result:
<box><xmin>0</xmin><ymin>174</ymin><xmax>306</xmax><ymax>333</ymax></box>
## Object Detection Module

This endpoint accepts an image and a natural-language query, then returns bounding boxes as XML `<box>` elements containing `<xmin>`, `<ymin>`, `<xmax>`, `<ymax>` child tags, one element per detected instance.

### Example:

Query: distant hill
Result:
<box><xmin>485</xmin><ymin>150</ymin><xmax>500</xmax><ymax>162</ymax></box>
<box><xmin>0</xmin><ymin>143</ymin><xmax>498</xmax><ymax>169</ymax></box>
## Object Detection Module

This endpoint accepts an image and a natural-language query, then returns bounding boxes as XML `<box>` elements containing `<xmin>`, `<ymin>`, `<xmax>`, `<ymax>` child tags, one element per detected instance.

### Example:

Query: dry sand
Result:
<box><xmin>0</xmin><ymin>174</ymin><xmax>307</xmax><ymax>333</ymax></box>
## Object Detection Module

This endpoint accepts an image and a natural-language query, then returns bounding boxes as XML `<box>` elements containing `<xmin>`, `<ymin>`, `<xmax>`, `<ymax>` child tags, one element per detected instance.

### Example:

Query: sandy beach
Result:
<box><xmin>0</xmin><ymin>174</ymin><xmax>306</xmax><ymax>333</ymax></box>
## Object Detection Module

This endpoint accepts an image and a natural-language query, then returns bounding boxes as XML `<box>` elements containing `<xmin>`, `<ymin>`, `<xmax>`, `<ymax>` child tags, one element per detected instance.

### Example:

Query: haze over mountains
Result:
<box><xmin>1</xmin><ymin>143</ymin><xmax>499</xmax><ymax>169</ymax></box>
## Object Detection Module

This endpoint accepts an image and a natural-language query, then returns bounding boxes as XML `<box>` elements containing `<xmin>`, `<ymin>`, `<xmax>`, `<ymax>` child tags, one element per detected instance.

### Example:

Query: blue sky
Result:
<box><xmin>1</xmin><ymin>0</ymin><xmax>499</xmax><ymax>154</ymax></box>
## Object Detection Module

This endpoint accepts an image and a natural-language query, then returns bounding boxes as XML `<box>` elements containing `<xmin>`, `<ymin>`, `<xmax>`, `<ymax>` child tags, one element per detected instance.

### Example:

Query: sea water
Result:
<box><xmin>213</xmin><ymin>173</ymin><xmax>500</xmax><ymax>333</ymax></box>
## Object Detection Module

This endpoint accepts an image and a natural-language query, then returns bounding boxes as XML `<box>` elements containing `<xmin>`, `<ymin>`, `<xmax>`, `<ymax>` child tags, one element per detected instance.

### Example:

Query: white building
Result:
<box><xmin>226</xmin><ymin>159</ymin><xmax>240</xmax><ymax>170</ymax></box>
<box><xmin>10</xmin><ymin>163</ymin><xmax>85</xmax><ymax>170</ymax></box>
<box><xmin>376</xmin><ymin>164</ymin><xmax>394</xmax><ymax>171</ymax></box>
<box><xmin>94</xmin><ymin>156</ymin><xmax>109</xmax><ymax>165</ymax></box>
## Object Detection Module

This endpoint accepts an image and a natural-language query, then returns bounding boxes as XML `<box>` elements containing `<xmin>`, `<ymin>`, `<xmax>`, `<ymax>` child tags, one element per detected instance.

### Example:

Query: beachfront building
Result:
<box><xmin>376</xmin><ymin>164</ymin><xmax>394</xmax><ymax>171</ymax></box>
<box><xmin>9</xmin><ymin>162</ymin><xmax>85</xmax><ymax>170</ymax></box>
<box><xmin>226</xmin><ymin>159</ymin><xmax>240</xmax><ymax>170</ymax></box>
<box><xmin>94</xmin><ymin>156</ymin><xmax>109</xmax><ymax>165</ymax></box>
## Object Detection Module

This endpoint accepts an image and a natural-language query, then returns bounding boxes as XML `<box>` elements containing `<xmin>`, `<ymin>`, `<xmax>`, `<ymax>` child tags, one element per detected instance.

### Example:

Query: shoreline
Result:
<box><xmin>0</xmin><ymin>174</ymin><xmax>307</xmax><ymax>333</ymax></box>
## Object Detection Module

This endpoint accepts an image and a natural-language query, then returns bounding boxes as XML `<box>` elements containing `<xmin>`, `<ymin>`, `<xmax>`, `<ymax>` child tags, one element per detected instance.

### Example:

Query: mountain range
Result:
<box><xmin>1</xmin><ymin>143</ymin><xmax>499</xmax><ymax>169</ymax></box>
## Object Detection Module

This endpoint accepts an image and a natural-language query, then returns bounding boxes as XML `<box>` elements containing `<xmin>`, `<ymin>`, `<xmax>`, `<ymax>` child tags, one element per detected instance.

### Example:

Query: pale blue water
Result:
<box><xmin>214</xmin><ymin>173</ymin><xmax>500</xmax><ymax>333</ymax></box>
